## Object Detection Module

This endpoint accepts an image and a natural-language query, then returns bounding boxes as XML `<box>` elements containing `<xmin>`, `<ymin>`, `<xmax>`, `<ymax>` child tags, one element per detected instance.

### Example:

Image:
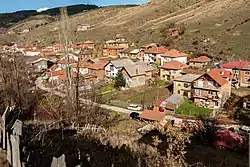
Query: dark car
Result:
<box><xmin>129</xmin><ymin>112</ymin><xmax>140</xmax><ymax>120</ymax></box>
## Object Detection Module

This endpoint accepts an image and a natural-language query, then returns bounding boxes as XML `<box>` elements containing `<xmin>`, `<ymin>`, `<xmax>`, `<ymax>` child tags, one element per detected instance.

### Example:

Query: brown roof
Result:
<box><xmin>181</xmin><ymin>68</ymin><xmax>204</xmax><ymax>75</ymax></box>
<box><xmin>161</xmin><ymin>49</ymin><xmax>188</xmax><ymax>58</ymax></box>
<box><xmin>144</xmin><ymin>46</ymin><xmax>168</xmax><ymax>54</ymax></box>
<box><xmin>160</xmin><ymin>61</ymin><xmax>189</xmax><ymax>70</ymax></box>
<box><xmin>206</xmin><ymin>68</ymin><xmax>229</xmax><ymax>86</ymax></box>
<box><xmin>189</xmin><ymin>56</ymin><xmax>211</xmax><ymax>63</ymax></box>
<box><xmin>140</xmin><ymin>110</ymin><xmax>165</xmax><ymax>121</ymax></box>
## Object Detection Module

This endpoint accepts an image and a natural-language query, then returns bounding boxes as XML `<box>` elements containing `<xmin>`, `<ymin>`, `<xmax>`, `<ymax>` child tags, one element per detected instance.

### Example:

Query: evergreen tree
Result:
<box><xmin>114</xmin><ymin>72</ymin><xmax>126</xmax><ymax>89</ymax></box>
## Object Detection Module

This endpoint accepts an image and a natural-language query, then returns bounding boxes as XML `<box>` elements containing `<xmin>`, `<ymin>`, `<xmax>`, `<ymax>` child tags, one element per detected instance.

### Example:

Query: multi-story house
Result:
<box><xmin>160</xmin><ymin>61</ymin><xmax>189</xmax><ymax>81</ymax></box>
<box><xmin>192</xmin><ymin>68</ymin><xmax>232</xmax><ymax>109</ymax></box>
<box><xmin>173</xmin><ymin>74</ymin><xmax>202</xmax><ymax>99</ymax></box>
<box><xmin>160</xmin><ymin>49</ymin><xmax>188</xmax><ymax>65</ymax></box>
<box><xmin>188</xmin><ymin>56</ymin><xmax>211</xmax><ymax>68</ymax></box>
<box><xmin>222</xmin><ymin>61</ymin><xmax>250</xmax><ymax>87</ymax></box>
<box><xmin>121</xmin><ymin>62</ymin><xmax>154</xmax><ymax>88</ymax></box>
<box><xmin>144</xmin><ymin>46</ymin><xmax>168</xmax><ymax>64</ymax></box>
<box><xmin>104</xmin><ymin>58</ymin><xmax>135</xmax><ymax>78</ymax></box>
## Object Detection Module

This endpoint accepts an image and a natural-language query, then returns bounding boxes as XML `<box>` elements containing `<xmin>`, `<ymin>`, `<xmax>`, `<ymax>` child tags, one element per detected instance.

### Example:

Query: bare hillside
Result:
<box><xmin>13</xmin><ymin>0</ymin><xmax>250</xmax><ymax>59</ymax></box>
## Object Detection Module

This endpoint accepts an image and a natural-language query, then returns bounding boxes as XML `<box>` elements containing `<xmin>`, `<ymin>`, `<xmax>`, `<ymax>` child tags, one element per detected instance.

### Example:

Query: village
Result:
<box><xmin>0</xmin><ymin>32</ymin><xmax>250</xmax><ymax>152</ymax></box>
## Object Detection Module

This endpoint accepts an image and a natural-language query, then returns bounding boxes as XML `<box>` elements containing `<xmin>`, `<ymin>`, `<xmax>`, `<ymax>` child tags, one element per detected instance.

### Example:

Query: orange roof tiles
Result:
<box><xmin>58</xmin><ymin>58</ymin><xmax>77</xmax><ymax>64</ymax></box>
<box><xmin>144</xmin><ymin>46</ymin><xmax>168</xmax><ymax>54</ymax></box>
<box><xmin>140</xmin><ymin>110</ymin><xmax>165</xmax><ymax>121</ymax></box>
<box><xmin>160</xmin><ymin>61</ymin><xmax>189</xmax><ymax>70</ymax></box>
<box><xmin>189</xmin><ymin>56</ymin><xmax>211</xmax><ymax>63</ymax></box>
<box><xmin>161</xmin><ymin>49</ymin><xmax>188</xmax><ymax>58</ymax></box>
<box><xmin>206</xmin><ymin>68</ymin><xmax>229</xmax><ymax>86</ymax></box>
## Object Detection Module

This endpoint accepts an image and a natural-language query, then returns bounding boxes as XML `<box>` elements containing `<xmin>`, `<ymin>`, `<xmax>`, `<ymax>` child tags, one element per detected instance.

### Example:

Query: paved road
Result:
<box><xmin>35</xmin><ymin>77</ymin><xmax>134</xmax><ymax>114</ymax></box>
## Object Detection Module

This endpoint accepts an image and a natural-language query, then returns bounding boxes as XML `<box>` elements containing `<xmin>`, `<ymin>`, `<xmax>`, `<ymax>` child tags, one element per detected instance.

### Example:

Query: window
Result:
<box><xmin>198</xmin><ymin>80</ymin><xmax>203</xmax><ymax>87</ymax></box>
<box><xmin>178</xmin><ymin>90</ymin><xmax>181</xmax><ymax>94</ymax></box>
<box><xmin>198</xmin><ymin>89</ymin><xmax>202</xmax><ymax>96</ymax></box>
<box><xmin>184</xmin><ymin>83</ymin><xmax>189</xmax><ymax>88</ymax></box>
<box><xmin>215</xmin><ymin>101</ymin><xmax>219</xmax><ymax>107</ymax></box>
<box><xmin>245</xmin><ymin>77</ymin><xmax>249</xmax><ymax>83</ymax></box>
<box><xmin>208</xmin><ymin>90</ymin><xmax>213</xmax><ymax>95</ymax></box>
<box><xmin>208</xmin><ymin>81</ymin><xmax>213</xmax><ymax>86</ymax></box>
<box><xmin>245</xmin><ymin>71</ymin><xmax>250</xmax><ymax>75</ymax></box>
<box><xmin>178</xmin><ymin>83</ymin><xmax>181</xmax><ymax>86</ymax></box>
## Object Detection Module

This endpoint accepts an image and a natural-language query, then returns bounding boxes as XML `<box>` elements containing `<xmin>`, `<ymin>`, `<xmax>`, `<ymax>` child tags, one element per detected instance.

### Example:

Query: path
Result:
<box><xmin>35</xmin><ymin>77</ymin><xmax>134</xmax><ymax>114</ymax></box>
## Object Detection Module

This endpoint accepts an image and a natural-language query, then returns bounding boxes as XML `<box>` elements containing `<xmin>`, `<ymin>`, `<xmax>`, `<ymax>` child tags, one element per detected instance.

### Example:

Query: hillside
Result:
<box><xmin>5</xmin><ymin>0</ymin><xmax>250</xmax><ymax>60</ymax></box>
<box><xmin>0</xmin><ymin>4</ymin><xmax>99</xmax><ymax>28</ymax></box>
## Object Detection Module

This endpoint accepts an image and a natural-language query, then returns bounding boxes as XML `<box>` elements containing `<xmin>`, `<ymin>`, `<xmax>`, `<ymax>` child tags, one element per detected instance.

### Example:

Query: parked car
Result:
<box><xmin>129</xmin><ymin>112</ymin><xmax>140</xmax><ymax>120</ymax></box>
<box><xmin>127</xmin><ymin>104</ymin><xmax>142</xmax><ymax>111</ymax></box>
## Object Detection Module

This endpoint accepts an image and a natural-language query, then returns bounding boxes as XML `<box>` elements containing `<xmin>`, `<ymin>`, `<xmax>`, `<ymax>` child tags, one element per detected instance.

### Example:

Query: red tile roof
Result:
<box><xmin>189</xmin><ymin>56</ymin><xmax>211</xmax><ymax>63</ymax></box>
<box><xmin>206</xmin><ymin>68</ymin><xmax>229</xmax><ymax>86</ymax></box>
<box><xmin>161</xmin><ymin>49</ymin><xmax>188</xmax><ymax>58</ymax></box>
<box><xmin>140</xmin><ymin>110</ymin><xmax>165</xmax><ymax>121</ymax></box>
<box><xmin>46</xmin><ymin>70</ymin><xmax>78</xmax><ymax>80</ymax></box>
<box><xmin>181</xmin><ymin>68</ymin><xmax>204</xmax><ymax>75</ymax></box>
<box><xmin>221</xmin><ymin>61</ymin><xmax>250</xmax><ymax>70</ymax></box>
<box><xmin>160</xmin><ymin>61</ymin><xmax>189</xmax><ymax>70</ymax></box>
<box><xmin>58</xmin><ymin>58</ymin><xmax>77</xmax><ymax>64</ymax></box>
<box><xmin>144</xmin><ymin>46</ymin><xmax>168</xmax><ymax>54</ymax></box>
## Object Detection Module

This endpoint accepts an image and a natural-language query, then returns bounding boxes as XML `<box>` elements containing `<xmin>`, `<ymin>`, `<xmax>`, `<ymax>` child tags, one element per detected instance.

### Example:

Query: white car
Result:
<box><xmin>127</xmin><ymin>104</ymin><xmax>142</xmax><ymax>111</ymax></box>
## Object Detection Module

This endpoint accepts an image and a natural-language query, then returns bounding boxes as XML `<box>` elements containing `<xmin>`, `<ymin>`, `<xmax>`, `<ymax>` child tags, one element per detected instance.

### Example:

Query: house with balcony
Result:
<box><xmin>160</xmin><ymin>49</ymin><xmax>188</xmax><ymax>65</ymax></box>
<box><xmin>192</xmin><ymin>68</ymin><xmax>232</xmax><ymax>110</ymax></box>
<box><xmin>144</xmin><ymin>46</ymin><xmax>168</xmax><ymax>64</ymax></box>
<box><xmin>104</xmin><ymin>58</ymin><xmax>135</xmax><ymax>78</ymax></box>
<box><xmin>173</xmin><ymin>74</ymin><xmax>202</xmax><ymax>99</ymax></box>
<box><xmin>222</xmin><ymin>61</ymin><xmax>250</xmax><ymax>87</ymax></box>
<box><xmin>160</xmin><ymin>61</ymin><xmax>189</xmax><ymax>81</ymax></box>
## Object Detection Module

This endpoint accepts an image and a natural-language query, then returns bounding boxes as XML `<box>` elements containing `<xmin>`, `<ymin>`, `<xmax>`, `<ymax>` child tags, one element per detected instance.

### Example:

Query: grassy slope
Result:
<box><xmin>11</xmin><ymin>0</ymin><xmax>250</xmax><ymax>59</ymax></box>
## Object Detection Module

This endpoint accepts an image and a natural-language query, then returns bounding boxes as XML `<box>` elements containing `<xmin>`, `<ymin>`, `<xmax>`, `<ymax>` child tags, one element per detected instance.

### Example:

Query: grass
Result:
<box><xmin>176</xmin><ymin>100</ymin><xmax>212</xmax><ymax>117</ymax></box>
<box><xmin>124</xmin><ymin>87</ymin><xmax>170</xmax><ymax>106</ymax></box>
<box><xmin>156</xmin><ymin>80</ymin><xmax>170</xmax><ymax>88</ymax></box>
<box><xmin>99</xmin><ymin>84</ymin><xmax>115</xmax><ymax>93</ymax></box>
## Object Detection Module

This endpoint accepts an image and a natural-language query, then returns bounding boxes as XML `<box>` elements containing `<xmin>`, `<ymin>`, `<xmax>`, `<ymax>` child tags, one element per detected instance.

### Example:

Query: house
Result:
<box><xmin>222</xmin><ymin>61</ymin><xmax>250</xmax><ymax>87</ymax></box>
<box><xmin>119</xmin><ymin>48</ymin><xmax>140</xmax><ymax>58</ymax></box>
<box><xmin>144</xmin><ymin>46</ymin><xmax>168</xmax><ymax>64</ymax></box>
<box><xmin>188</xmin><ymin>56</ymin><xmax>211</xmax><ymax>68</ymax></box>
<box><xmin>30</xmin><ymin>58</ymin><xmax>55</xmax><ymax>73</ymax></box>
<box><xmin>160</xmin><ymin>49</ymin><xmax>188</xmax><ymax>65</ymax></box>
<box><xmin>46</xmin><ymin>70</ymin><xmax>77</xmax><ymax>84</ymax></box>
<box><xmin>173</xmin><ymin>74</ymin><xmax>202</xmax><ymax>98</ymax></box>
<box><xmin>159</xmin><ymin>94</ymin><xmax>184</xmax><ymax>113</ymax></box>
<box><xmin>77</xmin><ymin>24</ymin><xmax>90</xmax><ymax>31</ymax></box>
<box><xmin>103</xmin><ymin>46</ymin><xmax>125</xmax><ymax>57</ymax></box>
<box><xmin>104</xmin><ymin>58</ymin><xmax>135</xmax><ymax>78</ymax></box>
<box><xmin>192</xmin><ymin>68</ymin><xmax>232</xmax><ymax>109</ymax></box>
<box><xmin>88</xmin><ymin>60</ymin><xmax>109</xmax><ymax>80</ymax></box>
<box><xmin>121</xmin><ymin>62</ymin><xmax>154</xmax><ymax>87</ymax></box>
<box><xmin>140</xmin><ymin>43</ymin><xmax>157</xmax><ymax>51</ymax></box>
<box><xmin>160</xmin><ymin>61</ymin><xmax>189</xmax><ymax>81</ymax></box>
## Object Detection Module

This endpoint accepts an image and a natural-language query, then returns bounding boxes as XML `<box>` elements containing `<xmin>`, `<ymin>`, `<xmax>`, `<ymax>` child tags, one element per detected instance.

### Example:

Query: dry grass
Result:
<box><xmin>9</xmin><ymin>0</ymin><xmax>250</xmax><ymax>59</ymax></box>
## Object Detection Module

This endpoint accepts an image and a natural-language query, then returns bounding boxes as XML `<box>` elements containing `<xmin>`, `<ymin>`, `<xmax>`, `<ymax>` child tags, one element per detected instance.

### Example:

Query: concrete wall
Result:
<box><xmin>160</xmin><ymin>56</ymin><xmax>187</xmax><ymax>65</ymax></box>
